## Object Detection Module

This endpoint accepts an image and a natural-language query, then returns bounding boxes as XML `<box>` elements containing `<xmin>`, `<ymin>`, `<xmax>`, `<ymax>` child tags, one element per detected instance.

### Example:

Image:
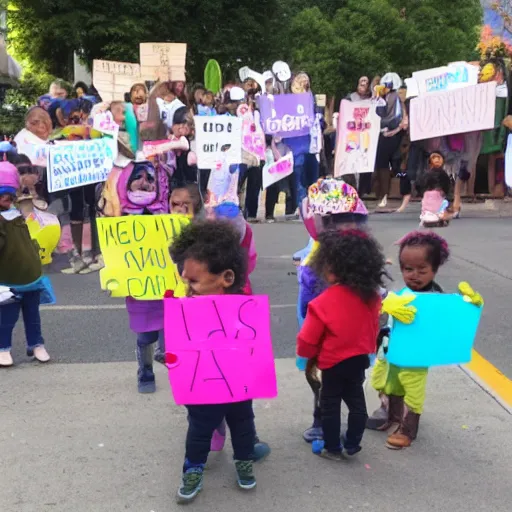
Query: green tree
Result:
<box><xmin>288</xmin><ymin>0</ymin><xmax>482</xmax><ymax>98</ymax></box>
<box><xmin>7</xmin><ymin>0</ymin><xmax>282</xmax><ymax>82</ymax></box>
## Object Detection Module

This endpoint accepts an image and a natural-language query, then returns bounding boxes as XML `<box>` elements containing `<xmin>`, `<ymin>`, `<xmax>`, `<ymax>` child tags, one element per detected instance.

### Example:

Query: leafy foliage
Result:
<box><xmin>5</xmin><ymin>0</ymin><xmax>482</xmax><ymax>101</ymax></box>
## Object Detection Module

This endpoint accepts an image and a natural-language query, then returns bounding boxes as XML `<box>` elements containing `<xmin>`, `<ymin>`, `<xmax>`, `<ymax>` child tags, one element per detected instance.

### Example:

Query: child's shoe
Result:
<box><xmin>341</xmin><ymin>435</ymin><xmax>362</xmax><ymax>457</ymax></box>
<box><xmin>176</xmin><ymin>465</ymin><xmax>204</xmax><ymax>503</ymax></box>
<box><xmin>32</xmin><ymin>346</ymin><xmax>50</xmax><ymax>363</ymax></box>
<box><xmin>303</xmin><ymin>424</ymin><xmax>323</xmax><ymax>443</ymax></box>
<box><xmin>0</xmin><ymin>350</ymin><xmax>13</xmax><ymax>367</ymax></box>
<box><xmin>235</xmin><ymin>460</ymin><xmax>256</xmax><ymax>490</ymax></box>
<box><xmin>137</xmin><ymin>345</ymin><xmax>156</xmax><ymax>393</ymax></box>
<box><xmin>137</xmin><ymin>367</ymin><xmax>156</xmax><ymax>394</ymax></box>
<box><xmin>250</xmin><ymin>437</ymin><xmax>271</xmax><ymax>462</ymax></box>
<box><xmin>312</xmin><ymin>440</ymin><xmax>343</xmax><ymax>461</ymax></box>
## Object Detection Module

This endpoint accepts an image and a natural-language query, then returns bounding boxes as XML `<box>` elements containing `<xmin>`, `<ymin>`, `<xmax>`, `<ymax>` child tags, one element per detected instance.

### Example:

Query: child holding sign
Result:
<box><xmin>297</xmin><ymin>229</ymin><xmax>386</xmax><ymax>460</ymax></box>
<box><xmin>372</xmin><ymin>232</ymin><xmax>483</xmax><ymax>450</ymax></box>
<box><xmin>169</xmin><ymin>220</ymin><xmax>260</xmax><ymax>503</ymax></box>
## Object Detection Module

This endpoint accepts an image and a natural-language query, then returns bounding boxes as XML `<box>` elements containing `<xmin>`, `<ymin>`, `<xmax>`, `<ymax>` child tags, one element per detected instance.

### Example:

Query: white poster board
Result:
<box><xmin>140</xmin><ymin>43</ymin><xmax>187</xmax><ymax>82</ymax></box>
<box><xmin>93</xmin><ymin>60</ymin><xmax>142</xmax><ymax>102</ymax></box>
<box><xmin>334</xmin><ymin>100</ymin><xmax>381</xmax><ymax>176</ymax></box>
<box><xmin>46</xmin><ymin>139</ymin><xmax>115</xmax><ymax>193</ymax></box>
<box><xmin>194</xmin><ymin>116</ymin><xmax>242</xmax><ymax>169</ymax></box>
<box><xmin>409</xmin><ymin>82</ymin><xmax>497</xmax><ymax>142</ymax></box>
<box><xmin>407</xmin><ymin>62</ymin><xmax>479</xmax><ymax>98</ymax></box>
<box><xmin>262</xmin><ymin>152</ymin><xmax>294</xmax><ymax>189</ymax></box>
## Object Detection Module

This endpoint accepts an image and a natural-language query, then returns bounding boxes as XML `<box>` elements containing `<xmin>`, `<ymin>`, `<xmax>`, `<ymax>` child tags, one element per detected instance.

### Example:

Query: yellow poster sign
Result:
<box><xmin>97</xmin><ymin>214</ymin><xmax>189</xmax><ymax>300</ymax></box>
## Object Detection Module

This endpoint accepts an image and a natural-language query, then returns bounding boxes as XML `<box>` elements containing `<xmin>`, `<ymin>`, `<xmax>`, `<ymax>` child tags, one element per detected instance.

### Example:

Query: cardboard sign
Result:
<box><xmin>238</xmin><ymin>104</ymin><xmax>266</xmax><ymax>161</ymax></box>
<box><xmin>334</xmin><ymin>100</ymin><xmax>381</xmax><ymax>176</ymax></box>
<box><xmin>140</xmin><ymin>43</ymin><xmax>187</xmax><ymax>82</ymax></box>
<box><xmin>164</xmin><ymin>295</ymin><xmax>278</xmax><ymax>405</ymax></box>
<box><xmin>46</xmin><ymin>139</ymin><xmax>115</xmax><ymax>193</ymax></box>
<box><xmin>97</xmin><ymin>214</ymin><xmax>189</xmax><ymax>300</ymax></box>
<box><xmin>386</xmin><ymin>290</ymin><xmax>482</xmax><ymax>368</ymax></box>
<box><xmin>194</xmin><ymin>116</ymin><xmax>242</xmax><ymax>168</ymax></box>
<box><xmin>262</xmin><ymin>151</ymin><xmax>294</xmax><ymax>189</ymax></box>
<box><xmin>257</xmin><ymin>93</ymin><xmax>315</xmax><ymax>138</ymax></box>
<box><xmin>410</xmin><ymin>62</ymin><xmax>479</xmax><ymax>97</ymax></box>
<box><xmin>93</xmin><ymin>111</ymin><xmax>119</xmax><ymax>138</ymax></box>
<box><xmin>93</xmin><ymin>60</ymin><xmax>141</xmax><ymax>102</ymax></box>
<box><xmin>409</xmin><ymin>82</ymin><xmax>497</xmax><ymax>142</ymax></box>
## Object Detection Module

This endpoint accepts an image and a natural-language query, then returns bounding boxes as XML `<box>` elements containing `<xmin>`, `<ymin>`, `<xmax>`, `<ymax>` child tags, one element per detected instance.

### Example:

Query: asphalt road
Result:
<box><xmin>4</xmin><ymin>209</ymin><xmax>512</xmax><ymax>512</ymax></box>
<box><xmin>10</xmin><ymin>210</ymin><xmax>512</xmax><ymax>381</ymax></box>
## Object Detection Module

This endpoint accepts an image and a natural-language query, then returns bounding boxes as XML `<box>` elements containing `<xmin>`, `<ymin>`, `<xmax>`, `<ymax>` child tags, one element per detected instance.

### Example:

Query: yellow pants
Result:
<box><xmin>371</xmin><ymin>359</ymin><xmax>428</xmax><ymax>414</ymax></box>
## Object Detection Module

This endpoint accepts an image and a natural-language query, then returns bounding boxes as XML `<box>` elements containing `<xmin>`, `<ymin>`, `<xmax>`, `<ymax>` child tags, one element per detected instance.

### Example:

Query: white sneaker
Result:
<box><xmin>33</xmin><ymin>346</ymin><xmax>51</xmax><ymax>363</ymax></box>
<box><xmin>0</xmin><ymin>351</ymin><xmax>14</xmax><ymax>367</ymax></box>
<box><xmin>378</xmin><ymin>195</ymin><xmax>388</xmax><ymax>208</ymax></box>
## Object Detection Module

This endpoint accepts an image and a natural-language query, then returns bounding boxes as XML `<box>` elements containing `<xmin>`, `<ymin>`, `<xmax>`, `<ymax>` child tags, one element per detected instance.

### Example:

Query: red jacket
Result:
<box><xmin>297</xmin><ymin>284</ymin><xmax>381</xmax><ymax>370</ymax></box>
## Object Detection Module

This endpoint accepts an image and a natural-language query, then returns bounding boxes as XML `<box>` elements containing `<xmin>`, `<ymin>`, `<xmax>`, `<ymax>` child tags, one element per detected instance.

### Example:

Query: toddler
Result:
<box><xmin>0</xmin><ymin>161</ymin><xmax>50</xmax><ymax>366</ymax></box>
<box><xmin>169</xmin><ymin>220</ymin><xmax>259</xmax><ymax>503</ymax></box>
<box><xmin>297</xmin><ymin>229</ymin><xmax>387</xmax><ymax>459</ymax></box>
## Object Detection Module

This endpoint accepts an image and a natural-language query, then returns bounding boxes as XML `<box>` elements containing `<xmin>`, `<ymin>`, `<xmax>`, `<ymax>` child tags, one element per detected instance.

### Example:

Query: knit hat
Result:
<box><xmin>0</xmin><ymin>161</ymin><xmax>20</xmax><ymax>196</ymax></box>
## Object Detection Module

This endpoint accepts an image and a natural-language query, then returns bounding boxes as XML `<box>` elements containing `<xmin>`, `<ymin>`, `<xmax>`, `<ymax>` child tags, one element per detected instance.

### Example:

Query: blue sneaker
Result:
<box><xmin>250</xmin><ymin>440</ymin><xmax>271</xmax><ymax>462</ymax></box>
<box><xmin>235</xmin><ymin>460</ymin><xmax>257</xmax><ymax>490</ymax></box>
<box><xmin>176</xmin><ymin>466</ymin><xmax>204</xmax><ymax>503</ymax></box>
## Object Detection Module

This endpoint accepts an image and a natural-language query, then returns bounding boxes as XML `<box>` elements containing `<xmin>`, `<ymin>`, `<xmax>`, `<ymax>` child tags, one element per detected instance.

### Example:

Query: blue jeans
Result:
<box><xmin>0</xmin><ymin>291</ymin><xmax>44</xmax><ymax>351</ymax></box>
<box><xmin>295</xmin><ymin>154</ymin><xmax>319</xmax><ymax>209</ymax></box>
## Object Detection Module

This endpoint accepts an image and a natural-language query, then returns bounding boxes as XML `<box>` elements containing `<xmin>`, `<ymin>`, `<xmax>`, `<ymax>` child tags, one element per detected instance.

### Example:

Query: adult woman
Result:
<box><xmin>14</xmin><ymin>107</ymin><xmax>52</xmax><ymax>166</ymax></box>
<box><xmin>347</xmin><ymin>76</ymin><xmax>373</xmax><ymax>196</ymax></box>
<box><xmin>348</xmin><ymin>76</ymin><xmax>371</xmax><ymax>102</ymax></box>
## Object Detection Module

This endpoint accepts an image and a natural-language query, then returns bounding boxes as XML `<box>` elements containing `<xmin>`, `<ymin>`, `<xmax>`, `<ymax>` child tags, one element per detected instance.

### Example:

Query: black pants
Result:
<box><xmin>185</xmin><ymin>400</ymin><xmax>255</xmax><ymax>466</ymax></box>
<box><xmin>265</xmin><ymin>183</ymin><xmax>280</xmax><ymax>219</ymax></box>
<box><xmin>239</xmin><ymin>164</ymin><xmax>262</xmax><ymax>218</ymax></box>
<box><xmin>282</xmin><ymin>172</ymin><xmax>297</xmax><ymax>215</ymax></box>
<box><xmin>321</xmin><ymin>356</ymin><xmax>369</xmax><ymax>453</ymax></box>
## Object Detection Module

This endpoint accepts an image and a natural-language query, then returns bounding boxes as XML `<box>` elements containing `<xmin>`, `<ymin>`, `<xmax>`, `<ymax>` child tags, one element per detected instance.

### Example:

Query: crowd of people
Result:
<box><xmin>0</xmin><ymin>54</ymin><xmax>491</xmax><ymax>506</ymax></box>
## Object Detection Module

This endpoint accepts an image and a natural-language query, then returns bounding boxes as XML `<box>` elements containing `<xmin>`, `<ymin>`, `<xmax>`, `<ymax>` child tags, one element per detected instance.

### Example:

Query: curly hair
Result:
<box><xmin>398</xmin><ymin>231</ymin><xmax>449</xmax><ymax>271</ymax></box>
<box><xmin>169</xmin><ymin>220</ymin><xmax>247</xmax><ymax>293</ymax></box>
<box><xmin>311</xmin><ymin>229</ymin><xmax>387</xmax><ymax>303</ymax></box>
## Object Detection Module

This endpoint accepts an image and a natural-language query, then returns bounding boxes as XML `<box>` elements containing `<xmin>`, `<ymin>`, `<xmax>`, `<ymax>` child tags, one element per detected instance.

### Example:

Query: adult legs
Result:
<box><xmin>265</xmin><ymin>182</ymin><xmax>280</xmax><ymax>220</ymax></box>
<box><xmin>244</xmin><ymin>165</ymin><xmax>262</xmax><ymax>219</ymax></box>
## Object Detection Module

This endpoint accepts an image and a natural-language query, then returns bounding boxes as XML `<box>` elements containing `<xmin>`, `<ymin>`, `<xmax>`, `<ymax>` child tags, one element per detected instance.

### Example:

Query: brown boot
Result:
<box><xmin>376</xmin><ymin>395</ymin><xmax>404</xmax><ymax>432</ymax></box>
<box><xmin>366</xmin><ymin>394</ymin><xmax>389</xmax><ymax>430</ymax></box>
<box><xmin>386</xmin><ymin>408</ymin><xmax>420</xmax><ymax>450</ymax></box>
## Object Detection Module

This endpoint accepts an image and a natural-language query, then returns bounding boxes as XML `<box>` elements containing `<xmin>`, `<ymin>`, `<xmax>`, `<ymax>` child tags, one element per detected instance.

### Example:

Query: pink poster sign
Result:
<box><xmin>164</xmin><ymin>295</ymin><xmax>278</xmax><ymax>405</ymax></box>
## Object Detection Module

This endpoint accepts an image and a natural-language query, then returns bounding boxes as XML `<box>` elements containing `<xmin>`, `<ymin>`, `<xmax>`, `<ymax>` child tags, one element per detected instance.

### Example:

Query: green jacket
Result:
<box><xmin>0</xmin><ymin>214</ymin><xmax>42</xmax><ymax>286</ymax></box>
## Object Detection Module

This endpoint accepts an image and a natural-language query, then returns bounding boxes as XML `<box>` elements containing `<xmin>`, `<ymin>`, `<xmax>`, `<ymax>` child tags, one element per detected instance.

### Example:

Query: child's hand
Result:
<box><xmin>382</xmin><ymin>292</ymin><xmax>417</xmax><ymax>324</ymax></box>
<box><xmin>458</xmin><ymin>282</ymin><xmax>484</xmax><ymax>307</ymax></box>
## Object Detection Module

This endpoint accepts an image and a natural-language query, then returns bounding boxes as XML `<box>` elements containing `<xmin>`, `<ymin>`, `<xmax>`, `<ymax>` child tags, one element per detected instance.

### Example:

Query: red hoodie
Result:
<box><xmin>297</xmin><ymin>284</ymin><xmax>381</xmax><ymax>370</ymax></box>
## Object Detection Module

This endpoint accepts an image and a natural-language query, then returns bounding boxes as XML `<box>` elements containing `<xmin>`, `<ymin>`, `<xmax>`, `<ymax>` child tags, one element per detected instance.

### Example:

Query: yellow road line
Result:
<box><xmin>465</xmin><ymin>350</ymin><xmax>512</xmax><ymax>407</ymax></box>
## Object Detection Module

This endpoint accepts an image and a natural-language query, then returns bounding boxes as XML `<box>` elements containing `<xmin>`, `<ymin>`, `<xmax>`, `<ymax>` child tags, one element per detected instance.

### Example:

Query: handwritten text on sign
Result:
<box><xmin>97</xmin><ymin>214</ymin><xmax>189</xmax><ymax>300</ymax></box>
<box><xmin>164</xmin><ymin>295</ymin><xmax>278</xmax><ymax>405</ymax></box>
<box><xmin>194</xmin><ymin>116</ymin><xmax>242</xmax><ymax>168</ymax></box>
<box><xmin>409</xmin><ymin>82</ymin><xmax>496</xmax><ymax>142</ymax></box>
<box><xmin>46</xmin><ymin>139</ymin><xmax>115</xmax><ymax>193</ymax></box>
<box><xmin>257</xmin><ymin>93</ymin><xmax>315</xmax><ymax>138</ymax></box>
<box><xmin>140</xmin><ymin>42</ymin><xmax>187</xmax><ymax>82</ymax></box>
<box><xmin>334</xmin><ymin>100</ymin><xmax>381</xmax><ymax>176</ymax></box>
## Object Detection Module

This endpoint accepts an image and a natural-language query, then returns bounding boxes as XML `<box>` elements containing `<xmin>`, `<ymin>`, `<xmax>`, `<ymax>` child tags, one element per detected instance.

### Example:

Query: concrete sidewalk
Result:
<box><xmin>1</xmin><ymin>359</ymin><xmax>511</xmax><ymax>512</ymax></box>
